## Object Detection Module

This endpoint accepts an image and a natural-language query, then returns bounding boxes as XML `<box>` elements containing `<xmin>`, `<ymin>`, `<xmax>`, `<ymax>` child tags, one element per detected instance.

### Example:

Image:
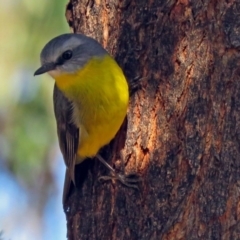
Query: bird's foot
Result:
<box><xmin>98</xmin><ymin>173</ymin><xmax>141</xmax><ymax>189</ymax></box>
<box><xmin>96</xmin><ymin>154</ymin><xmax>141</xmax><ymax>189</ymax></box>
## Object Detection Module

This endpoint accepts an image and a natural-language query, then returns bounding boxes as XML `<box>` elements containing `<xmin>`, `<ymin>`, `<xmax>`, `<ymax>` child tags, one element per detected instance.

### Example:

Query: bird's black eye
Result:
<box><xmin>62</xmin><ymin>50</ymin><xmax>72</xmax><ymax>60</ymax></box>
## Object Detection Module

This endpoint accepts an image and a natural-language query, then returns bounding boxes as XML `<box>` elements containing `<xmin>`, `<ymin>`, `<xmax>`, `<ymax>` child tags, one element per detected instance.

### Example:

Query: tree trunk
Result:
<box><xmin>64</xmin><ymin>0</ymin><xmax>240</xmax><ymax>239</ymax></box>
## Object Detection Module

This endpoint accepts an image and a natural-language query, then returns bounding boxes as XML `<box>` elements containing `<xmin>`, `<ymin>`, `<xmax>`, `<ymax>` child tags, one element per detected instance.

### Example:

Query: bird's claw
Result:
<box><xmin>98</xmin><ymin>173</ymin><xmax>141</xmax><ymax>189</ymax></box>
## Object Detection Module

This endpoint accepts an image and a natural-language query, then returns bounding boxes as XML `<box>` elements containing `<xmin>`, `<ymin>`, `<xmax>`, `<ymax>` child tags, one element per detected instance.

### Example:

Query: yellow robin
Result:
<box><xmin>34</xmin><ymin>33</ymin><xmax>137</xmax><ymax>205</ymax></box>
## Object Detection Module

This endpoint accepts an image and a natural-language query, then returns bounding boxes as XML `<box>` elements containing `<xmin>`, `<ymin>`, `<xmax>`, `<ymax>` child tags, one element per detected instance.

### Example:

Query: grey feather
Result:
<box><xmin>53</xmin><ymin>84</ymin><xmax>79</xmax><ymax>204</ymax></box>
<box><xmin>40</xmin><ymin>34</ymin><xmax>107</xmax><ymax>74</ymax></box>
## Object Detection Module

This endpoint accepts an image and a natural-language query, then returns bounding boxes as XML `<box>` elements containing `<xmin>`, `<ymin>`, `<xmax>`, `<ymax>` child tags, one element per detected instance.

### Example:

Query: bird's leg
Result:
<box><xmin>96</xmin><ymin>154</ymin><xmax>140</xmax><ymax>189</ymax></box>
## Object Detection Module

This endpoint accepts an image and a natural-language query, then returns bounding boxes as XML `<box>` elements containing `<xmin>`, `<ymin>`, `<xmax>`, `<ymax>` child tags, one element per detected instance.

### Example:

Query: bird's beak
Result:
<box><xmin>34</xmin><ymin>62</ymin><xmax>56</xmax><ymax>76</ymax></box>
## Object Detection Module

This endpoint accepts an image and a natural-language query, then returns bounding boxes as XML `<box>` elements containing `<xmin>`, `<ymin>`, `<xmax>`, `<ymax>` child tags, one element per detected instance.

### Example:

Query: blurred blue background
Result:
<box><xmin>0</xmin><ymin>1</ymin><xmax>69</xmax><ymax>239</ymax></box>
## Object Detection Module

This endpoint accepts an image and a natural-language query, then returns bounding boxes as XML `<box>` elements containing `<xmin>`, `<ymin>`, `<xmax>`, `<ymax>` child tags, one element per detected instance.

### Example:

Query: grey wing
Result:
<box><xmin>53</xmin><ymin>84</ymin><xmax>79</xmax><ymax>205</ymax></box>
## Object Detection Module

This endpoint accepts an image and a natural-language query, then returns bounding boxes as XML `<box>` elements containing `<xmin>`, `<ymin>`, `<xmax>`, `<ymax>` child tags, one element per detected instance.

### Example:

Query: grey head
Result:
<box><xmin>34</xmin><ymin>33</ymin><xmax>108</xmax><ymax>76</ymax></box>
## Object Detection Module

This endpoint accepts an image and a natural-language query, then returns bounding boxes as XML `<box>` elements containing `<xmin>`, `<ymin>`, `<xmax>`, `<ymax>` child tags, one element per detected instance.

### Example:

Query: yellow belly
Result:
<box><xmin>54</xmin><ymin>55</ymin><xmax>129</xmax><ymax>162</ymax></box>
<box><xmin>77</xmin><ymin>111</ymin><xmax>125</xmax><ymax>158</ymax></box>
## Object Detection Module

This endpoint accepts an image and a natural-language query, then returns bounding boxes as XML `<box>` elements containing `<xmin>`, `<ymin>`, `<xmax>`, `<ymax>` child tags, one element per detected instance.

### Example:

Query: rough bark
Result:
<box><xmin>64</xmin><ymin>0</ymin><xmax>240</xmax><ymax>239</ymax></box>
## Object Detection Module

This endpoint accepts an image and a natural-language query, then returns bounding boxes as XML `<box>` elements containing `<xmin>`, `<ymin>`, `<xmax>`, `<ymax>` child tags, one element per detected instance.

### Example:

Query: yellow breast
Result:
<box><xmin>54</xmin><ymin>55</ymin><xmax>129</xmax><ymax>161</ymax></box>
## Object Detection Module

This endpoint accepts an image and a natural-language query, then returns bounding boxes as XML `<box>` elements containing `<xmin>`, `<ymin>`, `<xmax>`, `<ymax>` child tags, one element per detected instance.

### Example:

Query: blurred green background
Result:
<box><xmin>0</xmin><ymin>1</ymin><xmax>69</xmax><ymax>239</ymax></box>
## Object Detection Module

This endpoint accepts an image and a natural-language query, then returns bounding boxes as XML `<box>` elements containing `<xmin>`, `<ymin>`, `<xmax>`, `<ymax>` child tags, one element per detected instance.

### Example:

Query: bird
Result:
<box><xmin>34</xmin><ymin>33</ymin><xmax>137</xmax><ymax>206</ymax></box>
